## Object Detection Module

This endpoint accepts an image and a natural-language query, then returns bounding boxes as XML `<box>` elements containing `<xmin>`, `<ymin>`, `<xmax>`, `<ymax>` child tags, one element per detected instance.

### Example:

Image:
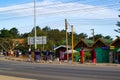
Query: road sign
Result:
<box><xmin>102</xmin><ymin>46</ymin><xmax>109</xmax><ymax>50</ymax></box>
<box><xmin>110</xmin><ymin>46</ymin><xmax>115</xmax><ymax>50</ymax></box>
<box><xmin>28</xmin><ymin>37</ymin><xmax>34</xmax><ymax>45</ymax></box>
<box><xmin>28</xmin><ymin>36</ymin><xmax>47</xmax><ymax>45</ymax></box>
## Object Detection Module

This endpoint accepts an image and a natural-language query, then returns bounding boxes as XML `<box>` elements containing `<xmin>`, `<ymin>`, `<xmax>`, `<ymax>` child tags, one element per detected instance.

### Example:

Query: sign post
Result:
<box><xmin>28</xmin><ymin>36</ymin><xmax>47</xmax><ymax>50</ymax></box>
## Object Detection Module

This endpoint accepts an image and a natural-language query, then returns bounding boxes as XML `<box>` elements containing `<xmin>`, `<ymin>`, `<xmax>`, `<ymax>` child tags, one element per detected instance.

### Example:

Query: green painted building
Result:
<box><xmin>74</xmin><ymin>38</ymin><xmax>120</xmax><ymax>63</ymax></box>
<box><xmin>74</xmin><ymin>39</ymin><xmax>94</xmax><ymax>62</ymax></box>
<box><xmin>91</xmin><ymin>38</ymin><xmax>112</xmax><ymax>63</ymax></box>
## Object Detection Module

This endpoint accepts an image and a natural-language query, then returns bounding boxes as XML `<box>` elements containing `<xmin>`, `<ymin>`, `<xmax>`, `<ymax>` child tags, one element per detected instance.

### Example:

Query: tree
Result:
<box><xmin>31</xmin><ymin>26</ymin><xmax>46</xmax><ymax>36</ymax></box>
<box><xmin>21</xmin><ymin>33</ymin><xmax>31</xmax><ymax>38</ymax></box>
<box><xmin>42</xmin><ymin>26</ymin><xmax>51</xmax><ymax>32</ymax></box>
<box><xmin>78</xmin><ymin>33</ymin><xmax>88</xmax><ymax>39</ymax></box>
<box><xmin>115</xmin><ymin>21</ymin><xmax>120</xmax><ymax>33</ymax></box>
<box><xmin>0</xmin><ymin>38</ymin><xmax>19</xmax><ymax>52</ymax></box>
<box><xmin>89</xmin><ymin>34</ymin><xmax>113</xmax><ymax>40</ymax></box>
<box><xmin>104</xmin><ymin>35</ymin><xmax>113</xmax><ymax>40</ymax></box>
<box><xmin>114</xmin><ymin>12</ymin><xmax>120</xmax><ymax>34</ymax></box>
<box><xmin>9</xmin><ymin>27</ymin><xmax>20</xmax><ymax>38</ymax></box>
<box><xmin>89</xmin><ymin>34</ymin><xmax>103</xmax><ymax>41</ymax></box>
<box><xmin>0</xmin><ymin>28</ymin><xmax>12</xmax><ymax>38</ymax></box>
<box><xmin>48</xmin><ymin>29</ymin><xmax>66</xmax><ymax>46</ymax></box>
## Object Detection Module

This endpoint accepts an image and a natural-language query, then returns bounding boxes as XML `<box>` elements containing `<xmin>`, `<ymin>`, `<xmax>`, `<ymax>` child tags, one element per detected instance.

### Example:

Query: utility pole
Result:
<box><xmin>34</xmin><ymin>0</ymin><xmax>37</xmax><ymax>49</ymax></box>
<box><xmin>91</xmin><ymin>29</ymin><xmax>95</xmax><ymax>42</ymax></box>
<box><xmin>65</xmin><ymin>19</ymin><xmax>69</xmax><ymax>61</ymax></box>
<box><xmin>71</xmin><ymin>25</ymin><xmax>74</xmax><ymax>63</ymax></box>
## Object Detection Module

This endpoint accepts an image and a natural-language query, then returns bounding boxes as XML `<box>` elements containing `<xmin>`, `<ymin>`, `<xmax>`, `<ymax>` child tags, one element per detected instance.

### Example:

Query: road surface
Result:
<box><xmin>0</xmin><ymin>60</ymin><xmax>120</xmax><ymax>80</ymax></box>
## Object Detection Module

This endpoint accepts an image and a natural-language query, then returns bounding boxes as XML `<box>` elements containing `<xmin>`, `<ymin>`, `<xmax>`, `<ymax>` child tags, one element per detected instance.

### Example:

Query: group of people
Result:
<box><xmin>3</xmin><ymin>49</ymin><xmax>22</xmax><ymax>57</ymax></box>
<box><xmin>28</xmin><ymin>48</ymin><xmax>54</xmax><ymax>62</ymax></box>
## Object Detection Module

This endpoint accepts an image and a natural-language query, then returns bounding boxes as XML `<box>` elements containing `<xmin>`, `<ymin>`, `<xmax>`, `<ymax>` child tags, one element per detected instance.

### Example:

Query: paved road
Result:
<box><xmin>0</xmin><ymin>60</ymin><xmax>120</xmax><ymax>80</ymax></box>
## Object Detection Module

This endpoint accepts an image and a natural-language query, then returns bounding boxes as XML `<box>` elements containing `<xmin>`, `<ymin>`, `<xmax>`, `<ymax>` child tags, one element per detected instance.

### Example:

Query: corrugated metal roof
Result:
<box><xmin>91</xmin><ymin>38</ymin><xmax>112</xmax><ymax>47</ymax></box>
<box><xmin>74</xmin><ymin>39</ymin><xmax>94</xmax><ymax>48</ymax></box>
<box><xmin>54</xmin><ymin>45</ymin><xmax>71</xmax><ymax>50</ymax></box>
<box><xmin>81</xmin><ymin>39</ymin><xmax>94</xmax><ymax>47</ymax></box>
<box><xmin>110</xmin><ymin>38</ymin><xmax>120</xmax><ymax>47</ymax></box>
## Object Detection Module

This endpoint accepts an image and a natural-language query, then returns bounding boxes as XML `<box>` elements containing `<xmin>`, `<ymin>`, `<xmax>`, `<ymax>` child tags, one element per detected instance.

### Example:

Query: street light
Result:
<box><xmin>65</xmin><ymin>19</ymin><xmax>69</xmax><ymax>61</ymax></box>
<box><xmin>34</xmin><ymin>0</ymin><xmax>37</xmax><ymax>49</ymax></box>
<box><xmin>91</xmin><ymin>29</ymin><xmax>95</xmax><ymax>42</ymax></box>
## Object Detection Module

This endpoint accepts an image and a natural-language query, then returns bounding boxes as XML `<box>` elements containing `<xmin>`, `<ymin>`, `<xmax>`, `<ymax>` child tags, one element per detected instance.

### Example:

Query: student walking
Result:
<box><xmin>34</xmin><ymin>49</ymin><xmax>41</xmax><ymax>62</ymax></box>
<box><xmin>28</xmin><ymin>48</ymin><xmax>32</xmax><ymax>61</ymax></box>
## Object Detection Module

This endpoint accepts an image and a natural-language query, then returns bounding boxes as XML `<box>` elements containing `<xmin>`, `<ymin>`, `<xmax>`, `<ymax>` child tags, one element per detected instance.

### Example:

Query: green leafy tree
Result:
<box><xmin>31</xmin><ymin>26</ymin><xmax>46</xmax><ymax>36</ymax></box>
<box><xmin>104</xmin><ymin>35</ymin><xmax>113</xmax><ymax>40</ymax></box>
<box><xmin>115</xmin><ymin>22</ymin><xmax>120</xmax><ymax>33</ymax></box>
<box><xmin>21</xmin><ymin>33</ymin><xmax>31</xmax><ymax>38</ymax></box>
<box><xmin>9</xmin><ymin>27</ymin><xmax>20</xmax><ymax>38</ymax></box>
<box><xmin>78</xmin><ymin>33</ymin><xmax>88</xmax><ymax>39</ymax></box>
<box><xmin>48</xmin><ymin>29</ymin><xmax>66</xmax><ymax>46</ymax></box>
<box><xmin>89</xmin><ymin>34</ymin><xmax>103</xmax><ymax>41</ymax></box>
<box><xmin>42</xmin><ymin>26</ymin><xmax>51</xmax><ymax>32</ymax></box>
<box><xmin>0</xmin><ymin>28</ymin><xmax>12</xmax><ymax>38</ymax></box>
<box><xmin>0</xmin><ymin>38</ymin><xmax>19</xmax><ymax>52</ymax></box>
<box><xmin>0</xmin><ymin>26</ymin><xmax>113</xmax><ymax>52</ymax></box>
<box><xmin>114</xmin><ymin>13</ymin><xmax>120</xmax><ymax>35</ymax></box>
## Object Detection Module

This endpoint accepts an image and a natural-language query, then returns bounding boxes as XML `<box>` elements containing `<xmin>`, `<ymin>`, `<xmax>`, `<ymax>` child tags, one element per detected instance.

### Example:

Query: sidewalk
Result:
<box><xmin>0</xmin><ymin>55</ymin><xmax>120</xmax><ymax>67</ymax></box>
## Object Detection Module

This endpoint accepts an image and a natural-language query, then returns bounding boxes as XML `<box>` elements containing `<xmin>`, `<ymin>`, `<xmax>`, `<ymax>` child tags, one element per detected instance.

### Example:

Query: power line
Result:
<box><xmin>0</xmin><ymin>3</ymin><xmax>119</xmax><ymax>21</ymax></box>
<box><xmin>0</xmin><ymin>0</ymin><xmax>119</xmax><ymax>14</ymax></box>
<box><xmin>0</xmin><ymin>0</ymin><xmax>119</xmax><ymax>21</ymax></box>
<box><xmin>8</xmin><ymin>19</ymin><xmax>119</xmax><ymax>28</ymax></box>
<box><xmin>0</xmin><ymin>0</ymin><xmax>85</xmax><ymax>13</ymax></box>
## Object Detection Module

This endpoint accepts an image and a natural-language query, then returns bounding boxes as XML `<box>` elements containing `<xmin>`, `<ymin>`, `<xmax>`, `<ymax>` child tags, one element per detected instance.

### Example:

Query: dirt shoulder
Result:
<box><xmin>0</xmin><ymin>75</ymin><xmax>34</xmax><ymax>80</ymax></box>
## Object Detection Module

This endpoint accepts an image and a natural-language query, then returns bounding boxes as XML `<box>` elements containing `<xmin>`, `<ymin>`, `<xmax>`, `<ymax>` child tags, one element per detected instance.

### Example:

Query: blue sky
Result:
<box><xmin>0</xmin><ymin>0</ymin><xmax>120</xmax><ymax>39</ymax></box>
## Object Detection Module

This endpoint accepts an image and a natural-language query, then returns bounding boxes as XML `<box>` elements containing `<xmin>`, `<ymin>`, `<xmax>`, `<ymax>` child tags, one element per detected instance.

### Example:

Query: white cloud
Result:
<box><xmin>0</xmin><ymin>0</ymin><xmax>119</xmax><ymax>19</ymax></box>
<box><xmin>0</xmin><ymin>0</ymin><xmax>119</xmax><ymax>39</ymax></box>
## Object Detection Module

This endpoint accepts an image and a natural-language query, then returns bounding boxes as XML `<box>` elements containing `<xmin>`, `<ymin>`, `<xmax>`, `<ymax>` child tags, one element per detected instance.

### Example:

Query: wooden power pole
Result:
<box><xmin>65</xmin><ymin>19</ymin><xmax>69</xmax><ymax>61</ymax></box>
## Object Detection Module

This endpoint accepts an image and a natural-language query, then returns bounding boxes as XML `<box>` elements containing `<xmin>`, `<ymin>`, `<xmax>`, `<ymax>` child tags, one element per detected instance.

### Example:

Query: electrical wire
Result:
<box><xmin>0</xmin><ymin>0</ymin><xmax>86</xmax><ymax>13</ymax></box>
<box><xmin>0</xmin><ymin>2</ymin><xmax>119</xmax><ymax>21</ymax></box>
<box><xmin>0</xmin><ymin>0</ymin><xmax>118</xmax><ymax>14</ymax></box>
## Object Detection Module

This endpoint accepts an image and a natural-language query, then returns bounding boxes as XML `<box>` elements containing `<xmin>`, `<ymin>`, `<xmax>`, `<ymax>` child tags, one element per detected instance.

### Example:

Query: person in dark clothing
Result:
<box><xmin>50</xmin><ymin>51</ymin><xmax>54</xmax><ymax>61</ymax></box>
<box><xmin>34</xmin><ymin>49</ymin><xmax>41</xmax><ymax>62</ymax></box>
<box><xmin>42</xmin><ymin>50</ymin><xmax>47</xmax><ymax>61</ymax></box>
<box><xmin>47</xmin><ymin>50</ymin><xmax>50</xmax><ymax>60</ymax></box>
<box><xmin>16</xmin><ymin>50</ymin><xmax>19</xmax><ymax>57</ymax></box>
<box><xmin>118</xmin><ymin>54</ymin><xmax>120</xmax><ymax>64</ymax></box>
<box><xmin>28</xmin><ymin>48</ymin><xmax>32</xmax><ymax>61</ymax></box>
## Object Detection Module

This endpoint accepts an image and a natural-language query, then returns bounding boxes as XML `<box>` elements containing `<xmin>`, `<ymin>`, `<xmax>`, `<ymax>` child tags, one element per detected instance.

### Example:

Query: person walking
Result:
<box><xmin>42</xmin><ymin>50</ymin><xmax>47</xmax><ymax>61</ymax></box>
<box><xmin>34</xmin><ymin>49</ymin><xmax>41</xmax><ymax>62</ymax></box>
<box><xmin>28</xmin><ymin>48</ymin><xmax>32</xmax><ymax>61</ymax></box>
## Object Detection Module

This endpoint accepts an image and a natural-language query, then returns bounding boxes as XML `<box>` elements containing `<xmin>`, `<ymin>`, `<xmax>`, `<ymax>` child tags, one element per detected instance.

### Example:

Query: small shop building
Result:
<box><xmin>110</xmin><ymin>38</ymin><xmax>120</xmax><ymax>63</ymax></box>
<box><xmin>92</xmin><ymin>38</ymin><xmax>112</xmax><ymax>63</ymax></box>
<box><xmin>74</xmin><ymin>39</ymin><xmax>93</xmax><ymax>50</ymax></box>
<box><xmin>54</xmin><ymin>45</ymin><xmax>71</xmax><ymax>60</ymax></box>
<box><xmin>74</xmin><ymin>39</ymin><xmax>94</xmax><ymax>62</ymax></box>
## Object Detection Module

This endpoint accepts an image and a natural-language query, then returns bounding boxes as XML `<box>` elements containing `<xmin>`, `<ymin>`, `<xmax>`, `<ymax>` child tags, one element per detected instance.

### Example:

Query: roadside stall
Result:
<box><xmin>92</xmin><ymin>38</ymin><xmax>112</xmax><ymax>63</ymax></box>
<box><xmin>74</xmin><ymin>39</ymin><xmax>93</xmax><ymax>63</ymax></box>
<box><xmin>110</xmin><ymin>38</ymin><xmax>120</xmax><ymax>63</ymax></box>
<box><xmin>54</xmin><ymin>45</ymin><xmax>71</xmax><ymax>61</ymax></box>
